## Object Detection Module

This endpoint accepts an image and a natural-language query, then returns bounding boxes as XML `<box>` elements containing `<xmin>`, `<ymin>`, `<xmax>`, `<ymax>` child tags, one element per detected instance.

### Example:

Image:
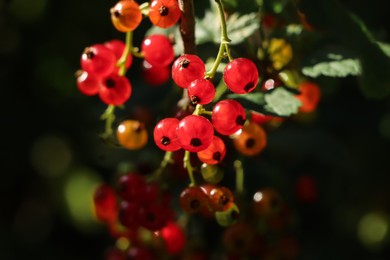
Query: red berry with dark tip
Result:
<box><xmin>172</xmin><ymin>54</ymin><xmax>205</xmax><ymax>88</ymax></box>
<box><xmin>93</xmin><ymin>184</ymin><xmax>118</xmax><ymax>223</ymax></box>
<box><xmin>142</xmin><ymin>34</ymin><xmax>175</xmax><ymax>67</ymax></box>
<box><xmin>197</xmin><ymin>136</ymin><xmax>226</xmax><ymax>165</ymax></box>
<box><xmin>149</xmin><ymin>0</ymin><xmax>181</xmax><ymax>28</ymax></box>
<box><xmin>176</xmin><ymin>115</ymin><xmax>214</xmax><ymax>152</ymax></box>
<box><xmin>212</xmin><ymin>99</ymin><xmax>246</xmax><ymax>136</ymax></box>
<box><xmin>138</xmin><ymin>203</ymin><xmax>169</xmax><ymax>231</ymax></box>
<box><xmin>179</xmin><ymin>186</ymin><xmax>209</xmax><ymax>214</ymax></box>
<box><xmin>76</xmin><ymin>70</ymin><xmax>100</xmax><ymax>96</ymax></box>
<box><xmin>154</xmin><ymin>117</ymin><xmax>181</xmax><ymax>151</ymax></box>
<box><xmin>187</xmin><ymin>78</ymin><xmax>216</xmax><ymax>105</ymax></box>
<box><xmin>81</xmin><ymin>44</ymin><xmax>116</xmax><ymax>77</ymax></box>
<box><xmin>99</xmin><ymin>73</ymin><xmax>132</xmax><ymax>105</ymax></box>
<box><xmin>223</xmin><ymin>58</ymin><xmax>259</xmax><ymax>93</ymax></box>
<box><xmin>141</xmin><ymin>60</ymin><xmax>171</xmax><ymax>86</ymax></box>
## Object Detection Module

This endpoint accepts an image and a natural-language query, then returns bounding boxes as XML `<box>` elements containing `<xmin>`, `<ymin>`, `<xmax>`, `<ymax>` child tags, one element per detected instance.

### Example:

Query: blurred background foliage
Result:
<box><xmin>1</xmin><ymin>0</ymin><xmax>390</xmax><ymax>259</ymax></box>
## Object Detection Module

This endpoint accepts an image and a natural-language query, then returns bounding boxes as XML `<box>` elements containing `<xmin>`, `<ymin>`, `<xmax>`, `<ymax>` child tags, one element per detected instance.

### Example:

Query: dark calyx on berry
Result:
<box><xmin>190</xmin><ymin>95</ymin><xmax>201</xmax><ymax>104</ymax></box>
<box><xmin>190</xmin><ymin>200</ymin><xmax>200</xmax><ymax>210</ymax></box>
<box><xmin>113</xmin><ymin>10</ymin><xmax>121</xmax><ymax>17</ymax></box>
<box><xmin>212</xmin><ymin>152</ymin><xmax>222</xmax><ymax>161</ymax></box>
<box><xmin>146</xmin><ymin>212</ymin><xmax>156</xmax><ymax>222</ymax></box>
<box><xmin>235</xmin><ymin>115</ymin><xmax>246</xmax><ymax>126</ymax></box>
<box><xmin>84</xmin><ymin>48</ymin><xmax>95</xmax><ymax>59</ymax></box>
<box><xmin>180</xmin><ymin>59</ymin><xmax>190</xmax><ymax>68</ymax></box>
<box><xmin>159</xmin><ymin>5</ymin><xmax>169</xmax><ymax>16</ymax></box>
<box><xmin>244</xmin><ymin>82</ymin><xmax>255</xmax><ymax>92</ymax></box>
<box><xmin>190</xmin><ymin>138</ymin><xmax>202</xmax><ymax>147</ymax></box>
<box><xmin>105</xmin><ymin>78</ymin><xmax>116</xmax><ymax>88</ymax></box>
<box><xmin>245</xmin><ymin>138</ymin><xmax>255</xmax><ymax>148</ymax></box>
<box><xmin>219</xmin><ymin>195</ymin><xmax>230</xmax><ymax>206</ymax></box>
<box><xmin>161</xmin><ymin>136</ymin><xmax>170</xmax><ymax>145</ymax></box>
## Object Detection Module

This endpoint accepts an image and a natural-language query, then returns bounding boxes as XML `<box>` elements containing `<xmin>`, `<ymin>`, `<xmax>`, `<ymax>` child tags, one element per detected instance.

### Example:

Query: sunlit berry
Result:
<box><xmin>141</xmin><ymin>34</ymin><xmax>175</xmax><ymax>67</ymax></box>
<box><xmin>179</xmin><ymin>186</ymin><xmax>209</xmax><ymax>214</ymax></box>
<box><xmin>172</xmin><ymin>54</ymin><xmax>205</xmax><ymax>88</ymax></box>
<box><xmin>149</xmin><ymin>0</ymin><xmax>181</xmax><ymax>28</ymax></box>
<box><xmin>93</xmin><ymin>184</ymin><xmax>118</xmax><ymax>223</ymax></box>
<box><xmin>252</xmin><ymin>188</ymin><xmax>283</xmax><ymax>217</ymax></box>
<box><xmin>212</xmin><ymin>99</ymin><xmax>246</xmax><ymax>136</ymax></box>
<box><xmin>116</xmin><ymin>120</ymin><xmax>148</xmax><ymax>150</ymax></box>
<box><xmin>233</xmin><ymin>122</ymin><xmax>267</xmax><ymax>156</ymax></box>
<box><xmin>296</xmin><ymin>81</ymin><xmax>320</xmax><ymax>113</ymax></box>
<box><xmin>104</xmin><ymin>39</ymin><xmax>133</xmax><ymax>72</ymax></box>
<box><xmin>81</xmin><ymin>44</ymin><xmax>116</xmax><ymax>77</ymax></box>
<box><xmin>197</xmin><ymin>136</ymin><xmax>226</xmax><ymax>165</ymax></box>
<box><xmin>249</xmin><ymin>111</ymin><xmax>274</xmax><ymax>125</ymax></box>
<box><xmin>223</xmin><ymin>58</ymin><xmax>259</xmax><ymax>94</ymax></box>
<box><xmin>76</xmin><ymin>70</ymin><xmax>100</xmax><ymax>96</ymax></box>
<box><xmin>110</xmin><ymin>0</ymin><xmax>142</xmax><ymax>32</ymax></box>
<box><xmin>141</xmin><ymin>60</ymin><xmax>170</xmax><ymax>86</ymax></box>
<box><xmin>117</xmin><ymin>173</ymin><xmax>146</xmax><ymax>202</ymax></box>
<box><xmin>176</xmin><ymin>115</ymin><xmax>214</xmax><ymax>152</ymax></box>
<box><xmin>187</xmin><ymin>78</ymin><xmax>216</xmax><ymax>105</ymax></box>
<box><xmin>99</xmin><ymin>73</ymin><xmax>132</xmax><ymax>105</ymax></box>
<box><xmin>153</xmin><ymin>117</ymin><xmax>181</xmax><ymax>151</ymax></box>
<box><xmin>160</xmin><ymin>222</ymin><xmax>186</xmax><ymax>255</ymax></box>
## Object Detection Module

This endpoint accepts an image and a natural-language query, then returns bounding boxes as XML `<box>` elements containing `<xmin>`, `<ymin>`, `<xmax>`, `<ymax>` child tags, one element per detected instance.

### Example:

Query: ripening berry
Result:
<box><xmin>172</xmin><ymin>54</ymin><xmax>206</xmax><ymax>88</ymax></box>
<box><xmin>197</xmin><ymin>136</ymin><xmax>226</xmax><ymax>165</ymax></box>
<box><xmin>117</xmin><ymin>173</ymin><xmax>147</xmax><ymax>202</ymax></box>
<box><xmin>81</xmin><ymin>44</ymin><xmax>116</xmax><ymax>77</ymax></box>
<box><xmin>250</xmin><ymin>111</ymin><xmax>274</xmax><ymax>125</ymax></box>
<box><xmin>160</xmin><ymin>222</ymin><xmax>186</xmax><ymax>255</ymax></box>
<box><xmin>104</xmin><ymin>39</ymin><xmax>133</xmax><ymax>72</ymax></box>
<box><xmin>179</xmin><ymin>186</ymin><xmax>209</xmax><ymax>214</ymax></box>
<box><xmin>99</xmin><ymin>73</ymin><xmax>132</xmax><ymax>105</ymax></box>
<box><xmin>214</xmin><ymin>202</ymin><xmax>240</xmax><ymax>226</ymax></box>
<box><xmin>187</xmin><ymin>78</ymin><xmax>216</xmax><ymax>105</ymax></box>
<box><xmin>202</xmin><ymin>185</ymin><xmax>234</xmax><ymax>212</ymax></box>
<box><xmin>93</xmin><ymin>184</ymin><xmax>118</xmax><ymax>223</ymax></box>
<box><xmin>154</xmin><ymin>117</ymin><xmax>181</xmax><ymax>151</ymax></box>
<box><xmin>296</xmin><ymin>81</ymin><xmax>320</xmax><ymax>113</ymax></box>
<box><xmin>149</xmin><ymin>0</ymin><xmax>181</xmax><ymax>28</ymax></box>
<box><xmin>176</xmin><ymin>115</ymin><xmax>214</xmax><ymax>152</ymax></box>
<box><xmin>252</xmin><ymin>188</ymin><xmax>283</xmax><ymax>217</ymax></box>
<box><xmin>141</xmin><ymin>34</ymin><xmax>175</xmax><ymax>67</ymax></box>
<box><xmin>201</xmin><ymin>163</ymin><xmax>223</xmax><ymax>184</ymax></box>
<box><xmin>141</xmin><ymin>60</ymin><xmax>171</xmax><ymax>86</ymax></box>
<box><xmin>223</xmin><ymin>58</ymin><xmax>259</xmax><ymax>93</ymax></box>
<box><xmin>212</xmin><ymin>99</ymin><xmax>246</xmax><ymax>136</ymax></box>
<box><xmin>110</xmin><ymin>0</ymin><xmax>143</xmax><ymax>32</ymax></box>
<box><xmin>76</xmin><ymin>70</ymin><xmax>100</xmax><ymax>96</ymax></box>
<box><xmin>116</xmin><ymin>120</ymin><xmax>148</xmax><ymax>150</ymax></box>
<box><xmin>233</xmin><ymin>122</ymin><xmax>267</xmax><ymax>156</ymax></box>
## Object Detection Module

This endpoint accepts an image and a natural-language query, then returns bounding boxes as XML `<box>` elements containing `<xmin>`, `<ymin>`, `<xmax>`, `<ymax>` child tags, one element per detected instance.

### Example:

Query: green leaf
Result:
<box><xmin>264</xmin><ymin>88</ymin><xmax>301</xmax><ymax>116</ymax></box>
<box><xmin>226</xmin><ymin>13</ymin><xmax>259</xmax><ymax>44</ymax></box>
<box><xmin>227</xmin><ymin>92</ymin><xmax>266</xmax><ymax>106</ymax></box>
<box><xmin>377</xmin><ymin>42</ymin><xmax>390</xmax><ymax>57</ymax></box>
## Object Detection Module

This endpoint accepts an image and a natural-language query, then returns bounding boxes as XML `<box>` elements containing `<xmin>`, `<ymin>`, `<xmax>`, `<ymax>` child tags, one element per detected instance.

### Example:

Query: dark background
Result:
<box><xmin>1</xmin><ymin>0</ymin><xmax>390</xmax><ymax>259</ymax></box>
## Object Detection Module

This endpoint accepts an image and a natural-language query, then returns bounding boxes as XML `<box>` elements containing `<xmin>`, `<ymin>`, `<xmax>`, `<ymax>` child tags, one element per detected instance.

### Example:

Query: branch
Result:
<box><xmin>178</xmin><ymin>0</ymin><xmax>196</xmax><ymax>54</ymax></box>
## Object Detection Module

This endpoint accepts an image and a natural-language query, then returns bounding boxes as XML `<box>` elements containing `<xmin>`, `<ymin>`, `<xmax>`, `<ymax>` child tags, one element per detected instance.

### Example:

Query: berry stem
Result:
<box><xmin>153</xmin><ymin>151</ymin><xmax>174</xmax><ymax>179</ymax></box>
<box><xmin>100</xmin><ymin>105</ymin><xmax>116</xmax><ymax>138</ymax></box>
<box><xmin>214</xmin><ymin>0</ymin><xmax>230</xmax><ymax>44</ymax></box>
<box><xmin>234</xmin><ymin>160</ymin><xmax>244</xmax><ymax>194</ymax></box>
<box><xmin>117</xmin><ymin>31</ymin><xmax>132</xmax><ymax>76</ymax></box>
<box><xmin>183</xmin><ymin>150</ymin><xmax>196</xmax><ymax>186</ymax></box>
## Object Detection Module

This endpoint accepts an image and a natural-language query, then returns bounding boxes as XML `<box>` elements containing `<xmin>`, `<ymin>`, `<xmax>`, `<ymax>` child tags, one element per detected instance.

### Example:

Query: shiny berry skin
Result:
<box><xmin>110</xmin><ymin>0</ymin><xmax>142</xmax><ymax>32</ymax></box>
<box><xmin>76</xmin><ymin>70</ymin><xmax>100</xmax><ymax>96</ymax></box>
<box><xmin>160</xmin><ymin>222</ymin><xmax>186</xmax><ymax>255</ymax></box>
<box><xmin>93</xmin><ymin>184</ymin><xmax>118</xmax><ymax>223</ymax></box>
<box><xmin>233</xmin><ymin>122</ymin><xmax>267</xmax><ymax>156</ymax></box>
<box><xmin>149</xmin><ymin>0</ymin><xmax>181</xmax><ymax>28</ymax></box>
<box><xmin>250</xmin><ymin>111</ymin><xmax>274</xmax><ymax>125</ymax></box>
<box><xmin>153</xmin><ymin>118</ymin><xmax>181</xmax><ymax>151</ymax></box>
<box><xmin>99</xmin><ymin>73</ymin><xmax>132</xmax><ymax>105</ymax></box>
<box><xmin>252</xmin><ymin>188</ymin><xmax>283</xmax><ymax>217</ymax></box>
<box><xmin>138</xmin><ymin>203</ymin><xmax>169</xmax><ymax>231</ymax></box>
<box><xmin>176</xmin><ymin>115</ymin><xmax>214</xmax><ymax>152</ymax></box>
<box><xmin>197</xmin><ymin>136</ymin><xmax>226</xmax><ymax>165</ymax></box>
<box><xmin>296</xmin><ymin>81</ymin><xmax>320</xmax><ymax>113</ymax></box>
<box><xmin>141</xmin><ymin>34</ymin><xmax>175</xmax><ymax>67</ymax></box>
<box><xmin>212</xmin><ymin>99</ymin><xmax>246</xmax><ymax>136</ymax></box>
<box><xmin>141</xmin><ymin>60</ymin><xmax>170</xmax><ymax>86</ymax></box>
<box><xmin>203</xmin><ymin>185</ymin><xmax>234</xmax><ymax>212</ymax></box>
<box><xmin>172</xmin><ymin>54</ymin><xmax>206</xmax><ymax>88</ymax></box>
<box><xmin>81</xmin><ymin>44</ymin><xmax>116</xmax><ymax>77</ymax></box>
<box><xmin>118</xmin><ymin>200</ymin><xmax>140</xmax><ymax>229</ymax></box>
<box><xmin>223</xmin><ymin>58</ymin><xmax>259</xmax><ymax>93</ymax></box>
<box><xmin>117</xmin><ymin>173</ymin><xmax>146</xmax><ymax>202</ymax></box>
<box><xmin>187</xmin><ymin>78</ymin><xmax>216</xmax><ymax>105</ymax></box>
<box><xmin>179</xmin><ymin>186</ymin><xmax>209</xmax><ymax>214</ymax></box>
<box><xmin>104</xmin><ymin>39</ymin><xmax>133</xmax><ymax>72</ymax></box>
<box><xmin>116</xmin><ymin>120</ymin><xmax>148</xmax><ymax>150</ymax></box>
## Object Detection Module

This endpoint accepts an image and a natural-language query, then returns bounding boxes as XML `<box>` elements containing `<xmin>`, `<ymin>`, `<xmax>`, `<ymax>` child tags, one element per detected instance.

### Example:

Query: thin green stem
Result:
<box><xmin>153</xmin><ymin>151</ymin><xmax>174</xmax><ymax>180</ymax></box>
<box><xmin>205</xmin><ymin>42</ymin><xmax>226</xmax><ymax>79</ymax></box>
<box><xmin>117</xmin><ymin>31</ymin><xmax>132</xmax><ymax>76</ymax></box>
<box><xmin>100</xmin><ymin>105</ymin><xmax>116</xmax><ymax>138</ymax></box>
<box><xmin>234</xmin><ymin>160</ymin><xmax>244</xmax><ymax>194</ymax></box>
<box><xmin>184</xmin><ymin>150</ymin><xmax>196</xmax><ymax>186</ymax></box>
<box><xmin>214</xmin><ymin>0</ymin><xmax>230</xmax><ymax>44</ymax></box>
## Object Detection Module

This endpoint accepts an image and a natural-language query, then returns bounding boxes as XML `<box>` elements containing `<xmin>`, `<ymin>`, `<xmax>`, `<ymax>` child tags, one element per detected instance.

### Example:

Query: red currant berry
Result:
<box><xmin>149</xmin><ymin>0</ymin><xmax>181</xmax><ymax>28</ymax></box>
<box><xmin>141</xmin><ymin>60</ymin><xmax>170</xmax><ymax>86</ymax></box>
<box><xmin>153</xmin><ymin>117</ymin><xmax>181</xmax><ymax>151</ymax></box>
<box><xmin>252</xmin><ymin>188</ymin><xmax>283</xmax><ymax>217</ymax></box>
<box><xmin>212</xmin><ymin>99</ymin><xmax>246</xmax><ymax>136</ymax></box>
<box><xmin>81</xmin><ymin>44</ymin><xmax>116</xmax><ymax>77</ymax></box>
<box><xmin>110</xmin><ymin>0</ymin><xmax>143</xmax><ymax>32</ymax></box>
<box><xmin>118</xmin><ymin>200</ymin><xmax>140</xmax><ymax>229</ymax></box>
<box><xmin>187</xmin><ymin>78</ymin><xmax>216</xmax><ymax>105</ymax></box>
<box><xmin>197</xmin><ymin>136</ymin><xmax>226</xmax><ymax>165</ymax></box>
<box><xmin>99</xmin><ymin>73</ymin><xmax>132</xmax><ymax>105</ymax></box>
<box><xmin>250</xmin><ymin>111</ymin><xmax>274</xmax><ymax>125</ymax></box>
<box><xmin>117</xmin><ymin>173</ymin><xmax>146</xmax><ymax>202</ymax></box>
<box><xmin>172</xmin><ymin>54</ymin><xmax>205</xmax><ymax>88</ymax></box>
<box><xmin>176</xmin><ymin>115</ymin><xmax>214</xmax><ymax>152</ymax></box>
<box><xmin>93</xmin><ymin>184</ymin><xmax>118</xmax><ymax>223</ymax></box>
<box><xmin>233</xmin><ymin>122</ymin><xmax>267</xmax><ymax>156</ymax></box>
<box><xmin>104</xmin><ymin>39</ymin><xmax>133</xmax><ymax>72</ymax></box>
<box><xmin>160</xmin><ymin>222</ymin><xmax>186</xmax><ymax>255</ymax></box>
<box><xmin>141</xmin><ymin>34</ymin><xmax>175</xmax><ymax>67</ymax></box>
<box><xmin>76</xmin><ymin>70</ymin><xmax>100</xmax><ymax>96</ymax></box>
<box><xmin>203</xmin><ymin>185</ymin><xmax>234</xmax><ymax>212</ymax></box>
<box><xmin>117</xmin><ymin>120</ymin><xmax>148</xmax><ymax>150</ymax></box>
<box><xmin>223</xmin><ymin>58</ymin><xmax>259</xmax><ymax>93</ymax></box>
<box><xmin>138</xmin><ymin>203</ymin><xmax>169</xmax><ymax>231</ymax></box>
<box><xmin>296</xmin><ymin>81</ymin><xmax>320</xmax><ymax>113</ymax></box>
<box><xmin>179</xmin><ymin>186</ymin><xmax>209</xmax><ymax>214</ymax></box>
